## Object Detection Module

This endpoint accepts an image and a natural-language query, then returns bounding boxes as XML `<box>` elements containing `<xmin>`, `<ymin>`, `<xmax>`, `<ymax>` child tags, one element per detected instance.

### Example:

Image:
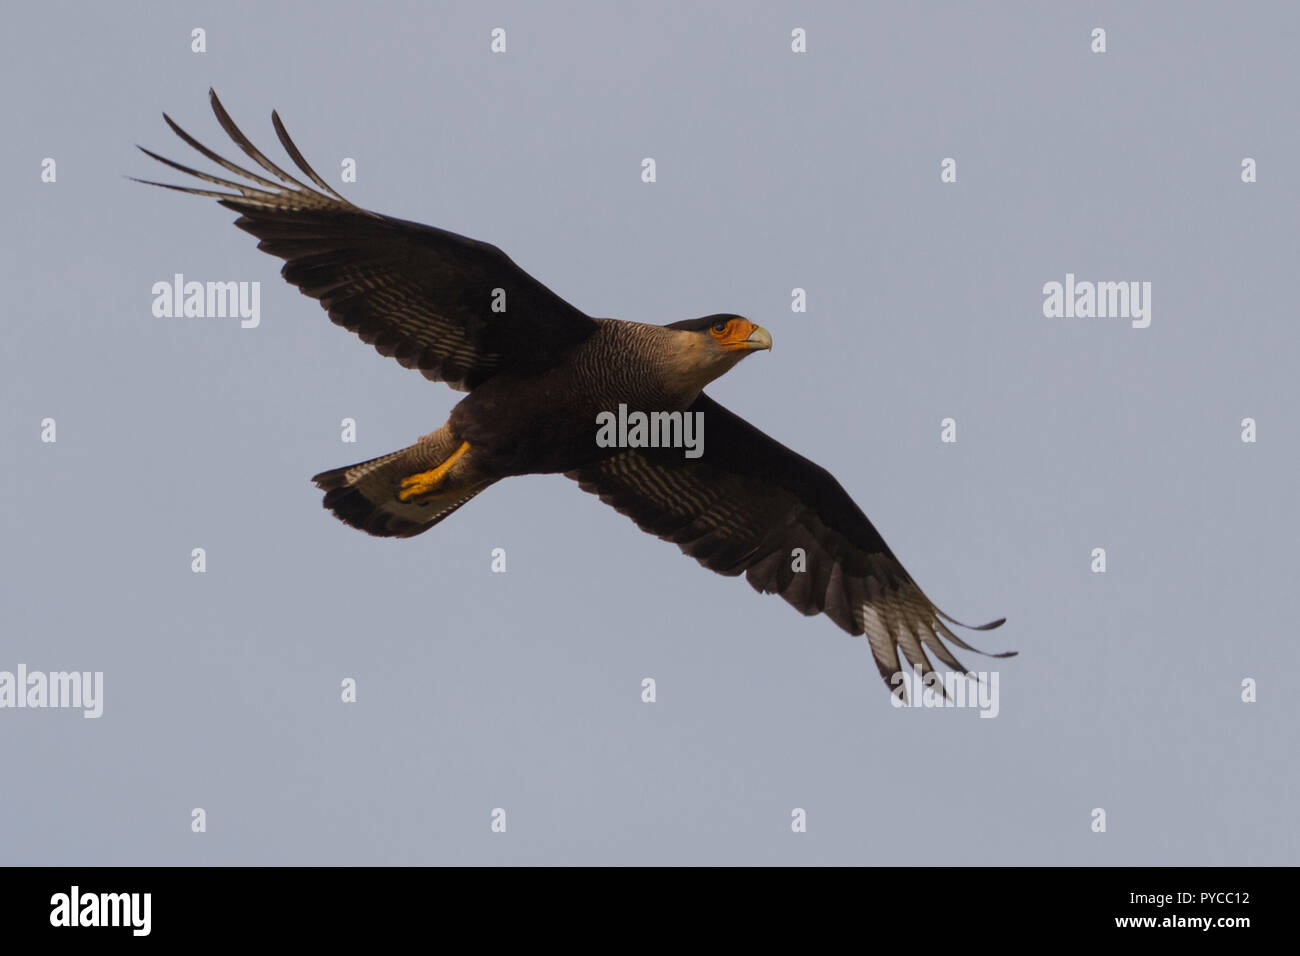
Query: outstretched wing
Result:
<box><xmin>133</xmin><ymin>89</ymin><xmax>598</xmax><ymax>391</ymax></box>
<box><xmin>565</xmin><ymin>393</ymin><xmax>1012</xmax><ymax>694</ymax></box>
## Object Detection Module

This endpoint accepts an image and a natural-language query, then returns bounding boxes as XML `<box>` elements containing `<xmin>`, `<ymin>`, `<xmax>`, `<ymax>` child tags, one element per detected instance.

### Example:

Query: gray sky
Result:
<box><xmin>2</xmin><ymin>1</ymin><xmax>1296</xmax><ymax>865</ymax></box>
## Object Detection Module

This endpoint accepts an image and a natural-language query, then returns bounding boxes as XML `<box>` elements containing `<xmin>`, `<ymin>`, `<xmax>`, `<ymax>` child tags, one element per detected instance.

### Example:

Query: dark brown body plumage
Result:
<box><xmin>453</xmin><ymin>319</ymin><xmax>744</xmax><ymax>476</ymax></box>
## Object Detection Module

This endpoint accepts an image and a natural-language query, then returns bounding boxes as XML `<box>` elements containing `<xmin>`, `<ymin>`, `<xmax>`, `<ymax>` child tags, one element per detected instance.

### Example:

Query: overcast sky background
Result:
<box><xmin>2</xmin><ymin>1</ymin><xmax>1297</xmax><ymax>865</ymax></box>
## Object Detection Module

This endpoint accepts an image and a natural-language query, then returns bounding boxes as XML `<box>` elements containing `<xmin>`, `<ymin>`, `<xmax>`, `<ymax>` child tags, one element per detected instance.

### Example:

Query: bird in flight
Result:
<box><xmin>135</xmin><ymin>90</ymin><xmax>1011</xmax><ymax>697</ymax></box>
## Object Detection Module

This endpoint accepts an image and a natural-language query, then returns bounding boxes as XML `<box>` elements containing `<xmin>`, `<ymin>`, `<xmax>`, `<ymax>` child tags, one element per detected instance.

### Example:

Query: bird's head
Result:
<box><xmin>662</xmin><ymin>313</ymin><xmax>772</xmax><ymax>394</ymax></box>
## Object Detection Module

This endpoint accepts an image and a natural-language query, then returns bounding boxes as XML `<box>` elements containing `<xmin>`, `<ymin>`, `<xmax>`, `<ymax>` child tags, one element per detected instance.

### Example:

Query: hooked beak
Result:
<box><xmin>744</xmin><ymin>325</ymin><xmax>773</xmax><ymax>350</ymax></box>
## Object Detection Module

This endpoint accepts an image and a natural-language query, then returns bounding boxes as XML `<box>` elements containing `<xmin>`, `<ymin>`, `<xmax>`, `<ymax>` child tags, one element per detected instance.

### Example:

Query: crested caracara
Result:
<box><xmin>134</xmin><ymin>90</ymin><xmax>1012</xmax><ymax>696</ymax></box>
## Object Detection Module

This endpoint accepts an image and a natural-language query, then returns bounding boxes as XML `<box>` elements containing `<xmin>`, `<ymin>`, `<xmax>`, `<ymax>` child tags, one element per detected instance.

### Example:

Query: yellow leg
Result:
<box><xmin>398</xmin><ymin>441</ymin><xmax>470</xmax><ymax>501</ymax></box>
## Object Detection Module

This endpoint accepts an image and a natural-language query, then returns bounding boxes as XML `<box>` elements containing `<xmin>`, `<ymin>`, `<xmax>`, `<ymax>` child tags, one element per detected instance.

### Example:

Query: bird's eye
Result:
<box><xmin>711</xmin><ymin>319</ymin><xmax>729</xmax><ymax>334</ymax></box>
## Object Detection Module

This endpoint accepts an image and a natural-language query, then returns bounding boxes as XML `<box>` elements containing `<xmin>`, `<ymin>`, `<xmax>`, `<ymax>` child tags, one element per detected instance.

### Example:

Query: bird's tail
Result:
<box><xmin>311</xmin><ymin>431</ymin><xmax>490</xmax><ymax>538</ymax></box>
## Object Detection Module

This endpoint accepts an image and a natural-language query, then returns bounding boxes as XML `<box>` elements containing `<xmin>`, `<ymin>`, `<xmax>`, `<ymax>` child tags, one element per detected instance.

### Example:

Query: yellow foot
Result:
<box><xmin>398</xmin><ymin>441</ymin><xmax>470</xmax><ymax>501</ymax></box>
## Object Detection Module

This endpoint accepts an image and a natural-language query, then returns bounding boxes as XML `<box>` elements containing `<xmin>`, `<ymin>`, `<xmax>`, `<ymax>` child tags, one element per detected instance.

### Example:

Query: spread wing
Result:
<box><xmin>133</xmin><ymin>89</ymin><xmax>598</xmax><ymax>391</ymax></box>
<box><xmin>565</xmin><ymin>393</ymin><xmax>1012</xmax><ymax>695</ymax></box>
